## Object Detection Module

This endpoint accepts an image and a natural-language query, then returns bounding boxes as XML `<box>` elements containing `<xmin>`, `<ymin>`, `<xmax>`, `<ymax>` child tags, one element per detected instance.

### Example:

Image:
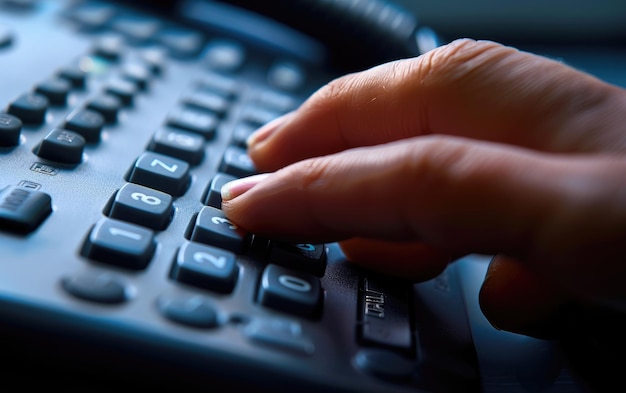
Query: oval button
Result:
<box><xmin>157</xmin><ymin>294</ymin><xmax>219</xmax><ymax>328</ymax></box>
<box><xmin>61</xmin><ymin>272</ymin><xmax>128</xmax><ymax>304</ymax></box>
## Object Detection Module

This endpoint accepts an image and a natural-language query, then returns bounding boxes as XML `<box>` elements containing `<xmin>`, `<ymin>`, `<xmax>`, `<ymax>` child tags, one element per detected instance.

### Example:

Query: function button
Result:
<box><xmin>181</xmin><ymin>90</ymin><xmax>230</xmax><ymax>117</ymax></box>
<box><xmin>244</xmin><ymin>318</ymin><xmax>314</xmax><ymax>356</ymax></box>
<box><xmin>230</xmin><ymin>122</ymin><xmax>255</xmax><ymax>148</ymax></box>
<box><xmin>157</xmin><ymin>28</ymin><xmax>205</xmax><ymax>59</ymax></box>
<box><xmin>359</xmin><ymin>276</ymin><xmax>413</xmax><ymax>352</ymax></box>
<box><xmin>157</xmin><ymin>294</ymin><xmax>219</xmax><ymax>329</ymax></box>
<box><xmin>251</xmin><ymin>90</ymin><xmax>299</xmax><ymax>113</ymax></box>
<box><xmin>0</xmin><ymin>24</ymin><xmax>14</xmax><ymax>49</ymax></box>
<box><xmin>187</xmin><ymin>206</ymin><xmax>250</xmax><ymax>253</ymax></box>
<box><xmin>61</xmin><ymin>271</ymin><xmax>129</xmax><ymax>304</ymax></box>
<box><xmin>196</xmin><ymin>72</ymin><xmax>239</xmax><ymax>99</ymax></box>
<box><xmin>257</xmin><ymin>264</ymin><xmax>322</xmax><ymax>319</ymax></box>
<box><xmin>57</xmin><ymin>65</ymin><xmax>88</xmax><ymax>89</ymax></box>
<box><xmin>63</xmin><ymin>109</ymin><xmax>105</xmax><ymax>143</ymax></box>
<box><xmin>91</xmin><ymin>34</ymin><xmax>125</xmax><ymax>62</ymax></box>
<box><xmin>202</xmin><ymin>39</ymin><xmax>246</xmax><ymax>72</ymax></box>
<box><xmin>201</xmin><ymin>172</ymin><xmax>236</xmax><ymax>208</ymax></box>
<box><xmin>104</xmin><ymin>78</ymin><xmax>137</xmax><ymax>107</ymax></box>
<box><xmin>170</xmin><ymin>241</ymin><xmax>239</xmax><ymax>294</ymax></box>
<box><xmin>147</xmin><ymin>128</ymin><xmax>205</xmax><ymax>166</ymax></box>
<box><xmin>121</xmin><ymin>62</ymin><xmax>151</xmax><ymax>91</ymax></box>
<box><xmin>166</xmin><ymin>107</ymin><xmax>218</xmax><ymax>139</ymax></box>
<box><xmin>111</xmin><ymin>16</ymin><xmax>160</xmax><ymax>45</ymax></box>
<box><xmin>0</xmin><ymin>185</ymin><xmax>52</xmax><ymax>234</ymax></box>
<box><xmin>86</xmin><ymin>94</ymin><xmax>122</xmax><ymax>123</ymax></box>
<box><xmin>268</xmin><ymin>242</ymin><xmax>327</xmax><ymax>277</ymax></box>
<box><xmin>139</xmin><ymin>47</ymin><xmax>167</xmax><ymax>76</ymax></box>
<box><xmin>240</xmin><ymin>106</ymin><xmax>282</xmax><ymax>128</ymax></box>
<box><xmin>106</xmin><ymin>183</ymin><xmax>173</xmax><ymax>230</ymax></box>
<box><xmin>33</xmin><ymin>129</ymin><xmax>85</xmax><ymax>164</ymax></box>
<box><xmin>0</xmin><ymin>113</ymin><xmax>22</xmax><ymax>147</ymax></box>
<box><xmin>353</xmin><ymin>349</ymin><xmax>416</xmax><ymax>382</ymax></box>
<box><xmin>34</xmin><ymin>77</ymin><xmax>71</xmax><ymax>106</ymax></box>
<box><xmin>218</xmin><ymin>146</ymin><xmax>256</xmax><ymax>177</ymax></box>
<box><xmin>7</xmin><ymin>92</ymin><xmax>48</xmax><ymax>125</ymax></box>
<box><xmin>65</xmin><ymin>3</ymin><xmax>116</xmax><ymax>31</ymax></box>
<box><xmin>126</xmin><ymin>151</ymin><xmax>191</xmax><ymax>197</ymax></box>
<box><xmin>267</xmin><ymin>61</ymin><xmax>306</xmax><ymax>92</ymax></box>
<box><xmin>81</xmin><ymin>217</ymin><xmax>156</xmax><ymax>270</ymax></box>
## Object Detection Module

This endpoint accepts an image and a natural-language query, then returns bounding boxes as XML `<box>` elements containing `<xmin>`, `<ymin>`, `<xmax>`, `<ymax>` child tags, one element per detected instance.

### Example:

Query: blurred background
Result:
<box><xmin>396</xmin><ymin>0</ymin><xmax>626</xmax><ymax>87</ymax></box>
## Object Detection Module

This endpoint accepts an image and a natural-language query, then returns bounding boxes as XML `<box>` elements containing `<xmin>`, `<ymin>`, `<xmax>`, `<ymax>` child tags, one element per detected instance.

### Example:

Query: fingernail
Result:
<box><xmin>221</xmin><ymin>173</ymin><xmax>271</xmax><ymax>201</ymax></box>
<box><xmin>246</xmin><ymin>112</ymin><xmax>291</xmax><ymax>148</ymax></box>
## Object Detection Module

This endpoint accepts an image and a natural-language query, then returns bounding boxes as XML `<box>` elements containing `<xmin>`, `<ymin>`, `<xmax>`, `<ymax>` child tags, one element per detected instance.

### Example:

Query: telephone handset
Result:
<box><xmin>120</xmin><ymin>0</ymin><xmax>442</xmax><ymax>73</ymax></box>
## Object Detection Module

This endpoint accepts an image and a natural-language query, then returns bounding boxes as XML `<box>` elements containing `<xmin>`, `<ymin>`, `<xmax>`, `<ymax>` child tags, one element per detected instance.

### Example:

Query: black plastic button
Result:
<box><xmin>34</xmin><ymin>129</ymin><xmax>85</xmax><ymax>164</ymax></box>
<box><xmin>147</xmin><ymin>128</ymin><xmax>205</xmax><ymax>166</ymax></box>
<box><xmin>86</xmin><ymin>94</ymin><xmax>121</xmax><ymax>123</ymax></box>
<box><xmin>34</xmin><ymin>77</ymin><xmax>71</xmax><ymax>106</ymax></box>
<box><xmin>63</xmin><ymin>109</ymin><xmax>105</xmax><ymax>143</ymax></box>
<box><xmin>170</xmin><ymin>241</ymin><xmax>239</xmax><ymax>294</ymax></box>
<box><xmin>187</xmin><ymin>206</ymin><xmax>250</xmax><ymax>253</ymax></box>
<box><xmin>0</xmin><ymin>113</ymin><xmax>22</xmax><ymax>146</ymax></box>
<box><xmin>0</xmin><ymin>186</ymin><xmax>52</xmax><ymax>234</ymax></box>
<box><xmin>106</xmin><ymin>183</ymin><xmax>173</xmax><ymax>230</ymax></box>
<box><xmin>201</xmin><ymin>172</ymin><xmax>236</xmax><ymax>208</ymax></box>
<box><xmin>268</xmin><ymin>242</ymin><xmax>327</xmax><ymax>277</ymax></box>
<box><xmin>359</xmin><ymin>276</ymin><xmax>413</xmax><ymax>352</ymax></box>
<box><xmin>126</xmin><ymin>151</ymin><xmax>191</xmax><ymax>197</ymax></box>
<box><xmin>81</xmin><ymin>217</ymin><xmax>156</xmax><ymax>270</ymax></box>
<box><xmin>7</xmin><ymin>92</ymin><xmax>49</xmax><ymax>125</ymax></box>
<box><xmin>257</xmin><ymin>264</ymin><xmax>322</xmax><ymax>319</ymax></box>
<box><xmin>157</xmin><ymin>294</ymin><xmax>219</xmax><ymax>328</ymax></box>
<box><xmin>244</xmin><ymin>318</ymin><xmax>314</xmax><ymax>356</ymax></box>
<box><xmin>57</xmin><ymin>65</ymin><xmax>88</xmax><ymax>89</ymax></box>
<box><xmin>61</xmin><ymin>271</ymin><xmax>129</xmax><ymax>304</ymax></box>
<box><xmin>218</xmin><ymin>146</ymin><xmax>256</xmax><ymax>177</ymax></box>
<box><xmin>166</xmin><ymin>107</ymin><xmax>218</xmax><ymax>139</ymax></box>
<box><xmin>104</xmin><ymin>77</ymin><xmax>137</xmax><ymax>106</ymax></box>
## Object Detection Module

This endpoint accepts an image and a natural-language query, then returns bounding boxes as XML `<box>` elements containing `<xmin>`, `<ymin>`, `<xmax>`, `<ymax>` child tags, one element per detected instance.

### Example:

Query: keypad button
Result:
<box><xmin>64</xmin><ymin>109</ymin><xmax>105</xmax><ymax>143</ymax></box>
<box><xmin>65</xmin><ymin>3</ymin><xmax>116</xmax><ymax>31</ymax></box>
<box><xmin>7</xmin><ymin>92</ymin><xmax>49</xmax><ymax>125</ymax></box>
<box><xmin>121</xmin><ymin>62</ymin><xmax>151</xmax><ymax>91</ymax></box>
<box><xmin>147</xmin><ymin>128</ymin><xmax>205</xmax><ymax>166</ymax></box>
<box><xmin>197</xmin><ymin>72</ymin><xmax>239</xmax><ymax>99</ymax></box>
<box><xmin>34</xmin><ymin>129</ymin><xmax>85</xmax><ymax>164</ymax></box>
<box><xmin>187</xmin><ymin>206</ymin><xmax>250</xmax><ymax>253</ymax></box>
<box><xmin>86</xmin><ymin>94</ymin><xmax>121</xmax><ymax>123</ymax></box>
<box><xmin>157</xmin><ymin>28</ymin><xmax>205</xmax><ymax>59</ymax></box>
<box><xmin>244</xmin><ymin>318</ymin><xmax>315</xmax><ymax>356</ymax></box>
<box><xmin>268</xmin><ymin>242</ymin><xmax>327</xmax><ymax>277</ymax></box>
<box><xmin>203</xmin><ymin>39</ymin><xmax>246</xmax><ymax>72</ymax></box>
<box><xmin>126</xmin><ymin>151</ymin><xmax>191</xmax><ymax>197</ymax></box>
<box><xmin>267</xmin><ymin>61</ymin><xmax>306</xmax><ymax>91</ymax></box>
<box><xmin>0</xmin><ymin>23</ymin><xmax>14</xmax><ymax>49</ymax></box>
<box><xmin>104</xmin><ymin>77</ymin><xmax>137</xmax><ymax>106</ymax></box>
<box><xmin>57</xmin><ymin>65</ymin><xmax>88</xmax><ymax>89</ymax></box>
<box><xmin>230</xmin><ymin>122</ymin><xmax>255</xmax><ymax>148</ymax></box>
<box><xmin>166</xmin><ymin>107</ymin><xmax>218</xmax><ymax>139</ymax></box>
<box><xmin>240</xmin><ymin>106</ymin><xmax>282</xmax><ymax>128</ymax></box>
<box><xmin>139</xmin><ymin>47</ymin><xmax>166</xmax><ymax>76</ymax></box>
<box><xmin>34</xmin><ymin>77</ymin><xmax>71</xmax><ymax>106</ymax></box>
<box><xmin>0</xmin><ymin>113</ymin><xmax>22</xmax><ymax>147</ymax></box>
<box><xmin>201</xmin><ymin>172</ymin><xmax>236</xmax><ymax>208</ymax></box>
<box><xmin>61</xmin><ymin>271</ymin><xmax>129</xmax><ymax>304</ymax></box>
<box><xmin>257</xmin><ymin>264</ymin><xmax>322</xmax><ymax>318</ymax></box>
<box><xmin>106</xmin><ymin>183</ymin><xmax>173</xmax><ymax>230</ymax></box>
<box><xmin>170</xmin><ymin>241</ymin><xmax>239</xmax><ymax>294</ymax></box>
<box><xmin>0</xmin><ymin>186</ymin><xmax>52</xmax><ymax>234</ymax></box>
<box><xmin>91</xmin><ymin>34</ymin><xmax>124</xmax><ymax>61</ymax></box>
<box><xmin>181</xmin><ymin>90</ymin><xmax>230</xmax><ymax>117</ymax></box>
<box><xmin>359</xmin><ymin>276</ymin><xmax>413</xmax><ymax>351</ymax></box>
<box><xmin>218</xmin><ymin>146</ymin><xmax>256</xmax><ymax>177</ymax></box>
<box><xmin>251</xmin><ymin>90</ymin><xmax>298</xmax><ymax>113</ymax></box>
<box><xmin>112</xmin><ymin>16</ymin><xmax>160</xmax><ymax>45</ymax></box>
<box><xmin>81</xmin><ymin>217</ymin><xmax>156</xmax><ymax>270</ymax></box>
<box><xmin>157</xmin><ymin>294</ymin><xmax>219</xmax><ymax>328</ymax></box>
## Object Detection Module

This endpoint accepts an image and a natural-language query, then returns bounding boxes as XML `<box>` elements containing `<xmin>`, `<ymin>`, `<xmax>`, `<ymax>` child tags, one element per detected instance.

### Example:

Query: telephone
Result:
<box><xmin>0</xmin><ymin>1</ymin><xmax>622</xmax><ymax>392</ymax></box>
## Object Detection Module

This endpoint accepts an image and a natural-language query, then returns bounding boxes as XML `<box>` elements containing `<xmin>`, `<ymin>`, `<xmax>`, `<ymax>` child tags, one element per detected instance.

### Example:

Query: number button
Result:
<box><xmin>106</xmin><ymin>183</ymin><xmax>173</xmax><ymax>230</ymax></box>
<box><xmin>81</xmin><ymin>217</ymin><xmax>156</xmax><ymax>270</ymax></box>
<box><xmin>268</xmin><ymin>242</ymin><xmax>327</xmax><ymax>277</ymax></box>
<box><xmin>218</xmin><ymin>146</ymin><xmax>256</xmax><ymax>177</ymax></box>
<box><xmin>147</xmin><ymin>128</ymin><xmax>205</xmax><ymax>165</ymax></box>
<box><xmin>187</xmin><ymin>205</ymin><xmax>250</xmax><ymax>253</ymax></box>
<box><xmin>257</xmin><ymin>264</ymin><xmax>322</xmax><ymax>319</ymax></box>
<box><xmin>126</xmin><ymin>151</ymin><xmax>191</xmax><ymax>196</ymax></box>
<box><xmin>170</xmin><ymin>241</ymin><xmax>238</xmax><ymax>293</ymax></box>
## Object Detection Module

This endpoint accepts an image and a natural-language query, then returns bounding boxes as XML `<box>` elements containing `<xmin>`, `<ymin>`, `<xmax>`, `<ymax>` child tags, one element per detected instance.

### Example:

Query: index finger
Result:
<box><xmin>247</xmin><ymin>39</ymin><xmax>626</xmax><ymax>172</ymax></box>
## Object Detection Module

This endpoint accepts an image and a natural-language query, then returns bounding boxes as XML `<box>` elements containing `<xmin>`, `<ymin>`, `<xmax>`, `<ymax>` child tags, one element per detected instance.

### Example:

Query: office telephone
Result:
<box><xmin>1</xmin><ymin>0</ymin><xmax>622</xmax><ymax>392</ymax></box>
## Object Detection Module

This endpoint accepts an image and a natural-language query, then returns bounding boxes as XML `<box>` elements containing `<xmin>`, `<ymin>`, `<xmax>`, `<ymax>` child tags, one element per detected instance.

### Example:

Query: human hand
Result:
<box><xmin>220</xmin><ymin>39</ymin><xmax>626</xmax><ymax>338</ymax></box>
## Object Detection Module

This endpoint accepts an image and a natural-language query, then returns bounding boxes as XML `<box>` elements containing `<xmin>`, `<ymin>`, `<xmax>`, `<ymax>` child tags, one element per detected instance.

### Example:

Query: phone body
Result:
<box><xmin>0</xmin><ymin>1</ymin><xmax>623</xmax><ymax>392</ymax></box>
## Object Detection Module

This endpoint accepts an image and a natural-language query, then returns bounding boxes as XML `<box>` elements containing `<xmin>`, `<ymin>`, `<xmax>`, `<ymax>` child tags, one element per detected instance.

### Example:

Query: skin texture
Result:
<box><xmin>220</xmin><ymin>39</ymin><xmax>626</xmax><ymax>338</ymax></box>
